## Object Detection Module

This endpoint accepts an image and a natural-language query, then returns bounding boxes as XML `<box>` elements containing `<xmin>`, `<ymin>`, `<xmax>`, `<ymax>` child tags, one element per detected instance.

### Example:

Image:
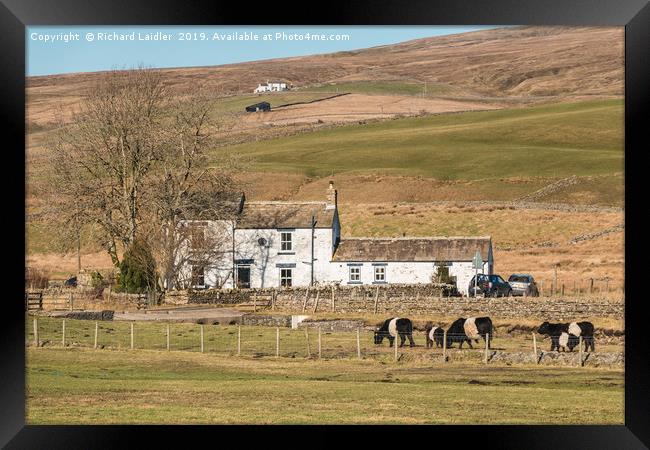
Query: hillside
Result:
<box><xmin>27</xmin><ymin>26</ymin><xmax>623</xmax><ymax>128</ymax></box>
<box><xmin>222</xmin><ymin>99</ymin><xmax>623</xmax><ymax>179</ymax></box>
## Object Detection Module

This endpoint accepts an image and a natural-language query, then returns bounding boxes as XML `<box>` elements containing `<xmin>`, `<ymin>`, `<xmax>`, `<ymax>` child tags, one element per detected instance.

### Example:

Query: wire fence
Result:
<box><xmin>26</xmin><ymin>316</ymin><xmax>624</xmax><ymax>366</ymax></box>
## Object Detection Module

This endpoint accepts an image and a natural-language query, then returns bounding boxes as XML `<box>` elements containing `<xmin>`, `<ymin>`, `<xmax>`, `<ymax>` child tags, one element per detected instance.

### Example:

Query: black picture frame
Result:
<box><xmin>3</xmin><ymin>0</ymin><xmax>648</xmax><ymax>447</ymax></box>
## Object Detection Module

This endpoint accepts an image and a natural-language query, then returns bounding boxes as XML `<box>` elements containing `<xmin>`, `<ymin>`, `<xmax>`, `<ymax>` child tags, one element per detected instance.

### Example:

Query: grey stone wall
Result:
<box><xmin>164</xmin><ymin>285</ymin><xmax>623</xmax><ymax>320</ymax></box>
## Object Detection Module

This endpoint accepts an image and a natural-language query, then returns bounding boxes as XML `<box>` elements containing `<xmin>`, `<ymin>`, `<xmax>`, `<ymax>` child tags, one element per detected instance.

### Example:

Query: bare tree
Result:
<box><xmin>41</xmin><ymin>67</ymin><xmax>243</xmax><ymax>289</ymax></box>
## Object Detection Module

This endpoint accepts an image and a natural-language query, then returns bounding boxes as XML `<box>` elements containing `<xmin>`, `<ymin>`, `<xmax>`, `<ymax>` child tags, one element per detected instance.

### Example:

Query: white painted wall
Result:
<box><xmin>231</xmin><ymin>227</ymin><xmax>334</xmax><ymax>288</ymax></box>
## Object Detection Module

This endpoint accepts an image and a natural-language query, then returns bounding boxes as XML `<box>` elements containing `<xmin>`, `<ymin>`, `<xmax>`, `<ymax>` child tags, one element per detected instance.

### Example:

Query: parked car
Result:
<box><xmin>468</xmin><ymin>274</ymin><xmax>513</xmax><ymax>297</ymax></box>
<box><xmin>63</xmin><ymin>276</ymin><xmax>77</xmax><ymax>288</ymax></box>
<box><xmin>507</xmin><ymin>274</ymin><xmax>539</xmax><ymax>297</ymax></box>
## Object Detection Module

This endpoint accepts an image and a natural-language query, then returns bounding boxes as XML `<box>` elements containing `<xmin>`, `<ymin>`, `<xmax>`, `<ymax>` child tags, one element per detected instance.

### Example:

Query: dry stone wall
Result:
<box><xmin>167</xmin><ymin>285</ymin><xmax>623</xmax><ymax>320</ymax></box>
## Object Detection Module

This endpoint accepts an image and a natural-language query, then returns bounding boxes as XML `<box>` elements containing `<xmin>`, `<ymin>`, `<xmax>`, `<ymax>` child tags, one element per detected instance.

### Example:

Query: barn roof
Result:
<box><xmin>236</xmin><ymin>201</ymin><xmax>336</xmax><ymax>229</ymax></box>
<box><xmin>331</xmin><ymin>237</ymin><xmax>492</xmax><ymax>262</ymax></box>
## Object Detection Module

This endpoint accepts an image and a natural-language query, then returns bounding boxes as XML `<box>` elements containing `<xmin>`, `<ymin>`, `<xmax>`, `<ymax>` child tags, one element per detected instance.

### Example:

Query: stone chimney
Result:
<box><xmin>326</xmin><ymin>180</ymin><xmax>337</xmax><ymax>209</ymax></box>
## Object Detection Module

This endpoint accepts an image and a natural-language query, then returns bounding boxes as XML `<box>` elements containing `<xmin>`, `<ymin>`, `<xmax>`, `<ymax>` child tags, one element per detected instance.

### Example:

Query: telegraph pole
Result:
<box><xmin>311</xmin><ymin>215</ymin><xmax>316</xmax><ymax>286</ymax></box>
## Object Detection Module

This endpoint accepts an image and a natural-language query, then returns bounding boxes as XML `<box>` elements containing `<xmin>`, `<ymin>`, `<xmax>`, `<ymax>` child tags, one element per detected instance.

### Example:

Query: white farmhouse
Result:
<box><xmin>253</xmin><ymin>81</ymin><xmax>288</xmax><ymax>93</ymax></box>
<box><xmin>178</xmin><ymin>182</ymin><xmax>493</xmax><ymax>295</ymax></box>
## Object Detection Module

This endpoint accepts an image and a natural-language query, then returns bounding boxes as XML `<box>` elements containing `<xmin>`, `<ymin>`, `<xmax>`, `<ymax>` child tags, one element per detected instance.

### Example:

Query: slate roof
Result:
<box><xmin>236</xmin><ymin>201</ymin><xmax>336</xmax><ymax>229</ymax></box>
<box><xmin>331</xmin><ymin>237</ymin><xmax>492</xmax><ymax>262</ymax></box>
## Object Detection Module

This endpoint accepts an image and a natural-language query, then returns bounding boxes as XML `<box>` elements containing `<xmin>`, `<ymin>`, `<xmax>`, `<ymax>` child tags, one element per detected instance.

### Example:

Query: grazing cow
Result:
<box><xmin>374</xmin><ymin>318</ymin><xmax>416</xmax><ymax>347</ymax></box>
<box><xmin>446</xmin><ymin>317</ymin><xmax>493</xmax><ymax>349</ymax></box>
<box><xmin>425</xmin><ymin>323</ymin><xmax>445</xmax><ymax>348</ymax></box>
<box><xmin>538</xmin><ymin>321</ymin><xmax>595</xmax><ymax>352</ymax></box>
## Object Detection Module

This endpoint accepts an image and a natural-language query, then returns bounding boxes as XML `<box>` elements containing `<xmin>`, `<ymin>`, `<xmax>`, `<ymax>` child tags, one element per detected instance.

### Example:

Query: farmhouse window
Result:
<box><xmin>189</xmin><ymin>225</ymin><xmax>206</xmax><ymax>250</ymax></box>
<box><xmin>191</xmin><ymin>265</ymin><xmax>205</xmax><ymax>287</ymax></box>
<box><xmin>280</xmin><ymin>268</ymin><xmax>293</xmax><ymax>287</ymax></box>
<box><xmin>281</xmin><ymin>232</ymin><xmax>293</xmax><ymax>251</ymax></box>
<box><xmin>349</xmin><ymin>266</ymin><xmax>361</xmax><ymax>282</ymax></box>
<box><xmin>374</xmin><ymin>266</ymin><xmax>386</xmax><ymax>282</ymax></box>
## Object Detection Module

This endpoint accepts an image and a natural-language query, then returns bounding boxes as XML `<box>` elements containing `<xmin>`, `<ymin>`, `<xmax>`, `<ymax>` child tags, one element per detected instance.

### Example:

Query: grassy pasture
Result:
<box><xmin>26</xmin><ymin>346</ymin><xmax>624</xmax><ymax>424</ymax></box>
<box><xmin>219</xmin><ymin>99</ymin><xmax>623</xmax><ymax>179</ymax></box>
<box><xmin>27</xmin><ymin>316</ymin><xmax>624</xmax><ymax>360</ymax></box>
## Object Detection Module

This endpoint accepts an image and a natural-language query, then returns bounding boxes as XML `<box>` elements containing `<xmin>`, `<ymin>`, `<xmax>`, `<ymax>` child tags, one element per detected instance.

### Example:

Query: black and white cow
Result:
<box><xmin>446</xmin><ymin>317</ymin><xmax>494</xmax><ymax>349</ymax></box>
<box><xmin>537</xmin><ymin>321</ymin><xmax>595</xmax><ymax>352</ymax></box>
<box><xmin>374</xmin><ymin>318</ymin><xmax>416</xmax><ymax>347</ymax></box>
<box><xmin>424</xmin><ymin>323</ymin><xmax>445</xmax><ymax>348</ymax></box>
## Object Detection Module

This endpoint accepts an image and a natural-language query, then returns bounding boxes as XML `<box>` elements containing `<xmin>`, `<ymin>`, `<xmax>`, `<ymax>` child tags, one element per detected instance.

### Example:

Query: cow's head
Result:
<box><xmin>537</xmin><ymin>321</ymin><xmax>550</xmax><ymax>335</ymax></box>
<box><xmin>374</xmin><ymin>330</ymin><xmax>385</xmax><ymax>345</ymax></box>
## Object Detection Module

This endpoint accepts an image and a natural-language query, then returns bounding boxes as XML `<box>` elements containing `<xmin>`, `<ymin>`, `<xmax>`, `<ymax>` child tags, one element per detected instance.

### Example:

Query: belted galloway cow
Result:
<box><xmin>374</xmin><ymin>317</ymin><xmax>416</xmax><ymax>347</ymax></box>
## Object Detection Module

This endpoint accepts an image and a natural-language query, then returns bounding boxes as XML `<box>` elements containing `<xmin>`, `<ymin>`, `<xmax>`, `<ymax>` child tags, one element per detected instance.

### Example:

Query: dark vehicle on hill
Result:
<box><xmin>245</xmin><ymin>101</ymin><xmax>271</xmax><ymax>112</ymax></box>
<box><xmin>63</xmin><ymin>276</ymin><xmax>78</xmax><ymax>288</ymax></box>
<box><xmin>508</xmin><ymin>274</ymin><xmax>539</xmax><ymax>297</ymax></box>
<box><xmin>468</xmin><ymin>274</ymin><xmax>512</xmax><ymax>297</ymax></box>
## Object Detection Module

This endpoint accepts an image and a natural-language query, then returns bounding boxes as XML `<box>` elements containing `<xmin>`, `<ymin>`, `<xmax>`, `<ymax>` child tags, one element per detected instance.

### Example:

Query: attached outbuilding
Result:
<box><xmin>330</xmin><ymin>237</ymin><xmax>493</xmax><ymax>295</ymax></box>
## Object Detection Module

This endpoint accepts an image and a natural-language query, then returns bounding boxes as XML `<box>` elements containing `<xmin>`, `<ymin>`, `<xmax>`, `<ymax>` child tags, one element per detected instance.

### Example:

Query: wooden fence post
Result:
<box><xmin>532</xmin><ymin>332</ymin><xmax>537</xmax><ymax>363</ymax></box>
<box><xmin>94</xmin><ymin>322</ymin><xmax>98</xmax><ymax>349</ymax></box>
<box><xmin>253</xmin><ymin>293</ymin><xmax>257</xmax><ymax>312</ymax></box>
<box><xmin>539</xmin><ymin>280</ymin><xmax>544</xmax><ymax>296</ymax></box>
<box><xmin>331</xmin><ymin>286</ymin><xmax>335</xmax><ymax>311</ymax></box>
<box><xmin>33</xmin><ymin>318</ymin><xmax>39</xmax><ymax>347</ymax></box>
<box><xmin>62</xmin><ymin>319</ymin><xmax>66</xmax><ymax>347</ymax></box>
<box><xmin>605</xmin><ymin>279</ymin><xmax>610</xmax><ymax>297</ymax></box>
<box><xmin>484</xmin><ymin>333</ymin><xmax>489</xmax><ymax>364</ymax></box>
<box><xmin>237</xmin><ymin>325</ymin><xmax>241</xmax><ymax>356</ymax></box>
<box><xmin>394</xmin><ymin>334</ymin><xmax>398</xmax><ymax>362</ymax></box>
<box><xmin>305</xmin><ymin>329</ymin><xmax>311</xmax><ymax>357</ymax></box>
<box><xmin>590</xmin><ymin>278</ymin><xmax>594</xmax><ymax>294</ymax></box>
<box><xmin>373</xmin><ymin>287</ymin><xmax>379</xmax><ymax>314</ymax></box>
<box><xmin>573</xmin><ymin>280</ymin><xmax>576</xmax><ymax>295</ymax></box>
<box><xmin>318</xmin><ymin>326</ymin><xmax>322</xmax><ymax>359</ymax></box>
<box><xmin>69</xmin><ymin>292</ymin><xmax>74</xmax><ymax>311</ymax></box>
<box><xmin>442</xmin><ymin>330</ymin><xmax>447</xmax><ymax>362</ymax></box>
<box><xmin>131</xmin><ymin>323</ymin><xmax>135</xmax><ymax>350</ymax></box>
<box><xmin>579</xmin><ymin>336</ymin><xmax>584</xmax><ymax>367</ymax></box>
<box><xmin>271</xmin><ymin>290</ymin><xmax>276</xmax><ymax>311</ymax></box>
<box><xmin>356</xmin><ymin>327</ymin><xmax>361</xmax><ymax>359</ymax></box>
<box><xmin>200</xmin><ymin>325</ymin><xmax>204</xmax><ymax>353</ymax></box>
<box><xmin>276</xmin><ymin>327</ymin><xmax>280</xmax><ymax>358</ymax></box>
<box><xmin>166</xmin><ymin>324</ymin><xmax>170</xmax><ymax>351</ymax></box>
<box><xmin>561</xmin><ymin>284</ymin><xmax>565</xmax><ymax>296</ymax></box>
<box><xmin>302</xmin><ymin>287</ymin><xmax>310</xmax><ymax>313</ymax></box>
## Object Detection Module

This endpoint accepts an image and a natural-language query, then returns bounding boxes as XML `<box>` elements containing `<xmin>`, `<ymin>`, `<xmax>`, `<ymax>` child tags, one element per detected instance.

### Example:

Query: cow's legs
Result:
<box><xmin>467</xmin><ymin>339</ymin><xmax>473</xmax><ymax>349</ymax></box>
<box><xmin>388</xmin><ymin>336</ymin><xmax>394</xmax><ymax>347</ymax></box>
<box><xmin>399</xmin><ymin>333</ymin><xmax>406</xmax><ymax>347</ymax></box>
<box><xmin>407</xmin><ymin>333</ymin><xmax>416</xmax><ymax>347</ymax></box>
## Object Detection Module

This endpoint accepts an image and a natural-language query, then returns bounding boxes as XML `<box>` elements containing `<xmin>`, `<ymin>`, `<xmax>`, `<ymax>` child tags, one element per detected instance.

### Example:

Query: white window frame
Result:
<box><xmin>374</xmin><ymin>266</ymin><xmax>386</xmax><ymax>282</ymax></box>
<box><xmin>349</xmin><ymin>266</ymin><xmax>361</xmax><ymax>282</ymax></box>
<box><xmin>280</xmin><ymin>232</ymin><xmax>293</xmax><ymax>251</ymax></box>
<box><xmin>280</xmin><ymin>268</ymin><xmax>293</xmax><ymax>287</ymax></box>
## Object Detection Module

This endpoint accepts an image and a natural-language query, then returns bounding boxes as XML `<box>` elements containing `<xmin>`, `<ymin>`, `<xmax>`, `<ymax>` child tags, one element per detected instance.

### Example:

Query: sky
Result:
<box><xmin>26</xmin><ymin>26</ymin><xmax>501</xmax><ymax>77</ymax></box>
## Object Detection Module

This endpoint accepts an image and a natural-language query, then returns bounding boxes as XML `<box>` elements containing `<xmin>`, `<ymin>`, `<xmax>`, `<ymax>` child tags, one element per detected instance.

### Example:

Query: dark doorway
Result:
<box><xmin>237</xmin><ymin>266</ymin><xmax>251</xmax><ymax>289</ymax></box>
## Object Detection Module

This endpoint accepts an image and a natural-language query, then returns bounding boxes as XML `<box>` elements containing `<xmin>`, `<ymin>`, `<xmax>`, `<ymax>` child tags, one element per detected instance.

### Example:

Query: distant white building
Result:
<box><xmin>177</xmin><ymin>182</ymin><xmax>493</xmax><ymax>295</ymax></box>
<box><xmin>254</xmin><ymin>81</ymin><xmax>288</xmax><ymax>93</ymax></box>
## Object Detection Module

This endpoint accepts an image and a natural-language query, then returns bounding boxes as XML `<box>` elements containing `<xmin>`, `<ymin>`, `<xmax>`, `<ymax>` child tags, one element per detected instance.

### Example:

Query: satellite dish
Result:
<box><xmin>258</xmin><ymin>238</ymin><xmax>267</xmax><ymax>246</ymax></box>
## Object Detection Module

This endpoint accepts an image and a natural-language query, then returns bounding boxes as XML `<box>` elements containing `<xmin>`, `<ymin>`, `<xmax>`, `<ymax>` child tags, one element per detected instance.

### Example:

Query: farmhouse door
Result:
<box><xmin>237</xmin><ymin>266</ymin><xmax>251</xmax><ymax>289</ymax></box>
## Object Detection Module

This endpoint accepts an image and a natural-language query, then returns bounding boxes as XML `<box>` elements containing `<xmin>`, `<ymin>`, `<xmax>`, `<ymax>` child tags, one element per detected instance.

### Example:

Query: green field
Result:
<box><xmin>26</xmin><ymin>347</ymin><xmax>623</xmax><ymax>424</ymax></box>
<box><xmin>219</xmin><ymin>99</ymin><xmax>623</xmax><ymax>179</ymax></box>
